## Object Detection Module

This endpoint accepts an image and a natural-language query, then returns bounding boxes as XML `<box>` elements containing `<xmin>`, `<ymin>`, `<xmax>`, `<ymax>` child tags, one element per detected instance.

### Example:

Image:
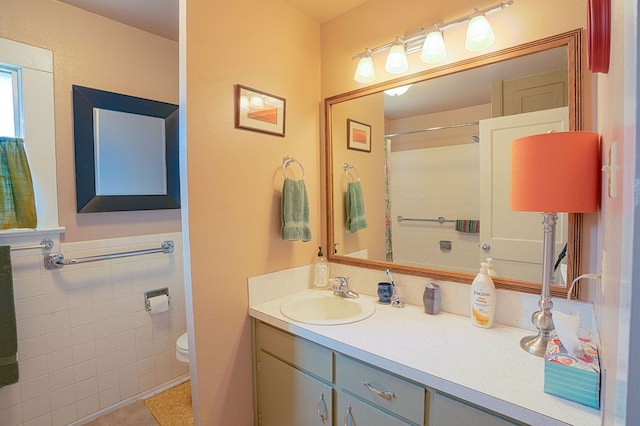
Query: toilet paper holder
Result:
<box><xmin>145</xmin><ymin>287</ymin><xmax>170</xmax><ymax>311</ymax></box>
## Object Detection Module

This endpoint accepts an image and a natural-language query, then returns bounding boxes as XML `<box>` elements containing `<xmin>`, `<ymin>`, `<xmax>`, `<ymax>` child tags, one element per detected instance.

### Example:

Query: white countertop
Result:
<box><xmin>249</xmin><ymin>289</ymin><xmax>602</xmax><ymax>426</ymax></box>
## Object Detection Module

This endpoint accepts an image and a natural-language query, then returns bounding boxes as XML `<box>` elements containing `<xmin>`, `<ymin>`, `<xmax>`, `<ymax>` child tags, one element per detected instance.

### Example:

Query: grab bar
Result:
<box><xmin>397</xmin><ymin>216</ymin><xmax>455</xmax><ymax>224</ymax></box>
<box><xmin>44</xmin><ymin>240</ymin><xmax>174</xmax><ymax>270</ymax></box>
<box><xmin>11</xmin><ymin>239</ymin><xmax>54</xmax><ymax>251</ymax></box>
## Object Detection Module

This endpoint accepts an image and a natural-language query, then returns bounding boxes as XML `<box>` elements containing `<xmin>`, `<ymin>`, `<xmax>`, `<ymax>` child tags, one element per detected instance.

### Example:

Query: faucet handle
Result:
<box><xmin>331</xmin><ymin>276</ymin><xmax>349</xmax><ymax>288</ymax></box>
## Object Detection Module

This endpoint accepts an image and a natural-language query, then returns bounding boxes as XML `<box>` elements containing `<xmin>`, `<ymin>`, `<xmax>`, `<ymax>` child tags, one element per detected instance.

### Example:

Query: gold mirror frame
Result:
<box><xmin>324</xmin><ymin>29</ymin><xmax>583</xmax><ymax>297</ymax></box>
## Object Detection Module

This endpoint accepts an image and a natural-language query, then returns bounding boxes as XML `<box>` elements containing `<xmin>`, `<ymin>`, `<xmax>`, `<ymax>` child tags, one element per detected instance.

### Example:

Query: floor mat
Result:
<box><xmin>144</xmin><ymin>381</ymin><xmax>193</xmax><ymax>426</ymax></box>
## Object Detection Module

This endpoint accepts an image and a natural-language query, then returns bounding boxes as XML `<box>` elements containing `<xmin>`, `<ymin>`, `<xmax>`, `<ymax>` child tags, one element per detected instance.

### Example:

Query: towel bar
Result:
<box><xmin>10</xmin><ymin>239</ymin><xmax>54</xmax><ymax>251</ymax></box>
<box><xmin>397</xmin><ymin>216</ymin><xmax>454</xmax><ymax>224</ymax></box>
<box><xmin>44</xmin><ymin>240</ymin><xmax>174</xmax><ymax>270</ymax></box>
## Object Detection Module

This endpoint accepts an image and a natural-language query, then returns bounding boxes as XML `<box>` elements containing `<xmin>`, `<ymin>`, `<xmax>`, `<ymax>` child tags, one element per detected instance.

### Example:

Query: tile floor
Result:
<box><xmin>83</xmin><ymin>400</ymin><xmax>159</xmax><ymax>425</ymax></box>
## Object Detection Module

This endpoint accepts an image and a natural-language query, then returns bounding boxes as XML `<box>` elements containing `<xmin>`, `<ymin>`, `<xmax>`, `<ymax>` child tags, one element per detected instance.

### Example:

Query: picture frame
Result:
<box><xmin>72</xmin><ymin>85</ymin><xmax>180</xmax><ymax>213</ymax></box>
<box><xmin>235</xmin><ymin>84</ymin><xmax>286</xmax><ymax>137</ymax></box>
<box><xmin>347</xmin><ymin>119</ymin><xmax>371</xmax><ymax>152</ymax></box>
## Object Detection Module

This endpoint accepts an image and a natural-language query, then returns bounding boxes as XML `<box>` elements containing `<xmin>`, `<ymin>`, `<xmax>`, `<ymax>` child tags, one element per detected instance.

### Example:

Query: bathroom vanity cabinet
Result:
<box><xmin>253</xmin><ymin>320</ymin><xmax>522</xmax><ymax>426</ymax></box>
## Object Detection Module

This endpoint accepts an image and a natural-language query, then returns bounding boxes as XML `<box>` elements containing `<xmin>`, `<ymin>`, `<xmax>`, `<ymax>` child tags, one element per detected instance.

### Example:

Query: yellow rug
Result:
<box><xmin>144</xmin><ymin>381</ymin><xmax>194</xmax><ymax>426</ymax></box>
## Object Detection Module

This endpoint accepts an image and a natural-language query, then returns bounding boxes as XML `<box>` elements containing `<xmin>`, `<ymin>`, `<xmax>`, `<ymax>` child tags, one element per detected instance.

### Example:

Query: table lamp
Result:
<box><xmin>511</xmin><ymin>131</ymin><xmax>600</xmax><ymax>357</ymax></box>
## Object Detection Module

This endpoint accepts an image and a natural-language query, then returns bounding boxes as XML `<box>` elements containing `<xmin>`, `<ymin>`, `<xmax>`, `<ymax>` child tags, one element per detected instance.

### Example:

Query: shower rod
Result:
<box><xmin>384</xmin><ymin>121</ymin><xmax>478</xmax><ymax>138</ymax></box>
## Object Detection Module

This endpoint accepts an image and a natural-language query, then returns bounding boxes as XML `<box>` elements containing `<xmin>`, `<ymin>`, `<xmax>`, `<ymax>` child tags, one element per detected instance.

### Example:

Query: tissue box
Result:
<box><xmin>544</xmin><ymin>333</ymin><xmax>601</xmax><ymax>409</ymax></box>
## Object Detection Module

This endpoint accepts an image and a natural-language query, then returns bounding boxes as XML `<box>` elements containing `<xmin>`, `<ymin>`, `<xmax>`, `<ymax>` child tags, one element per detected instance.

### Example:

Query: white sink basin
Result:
<box><xmin>279</xmin><ymin>290</ymin><xmax>376</xmax><ymax>325</ymax></box>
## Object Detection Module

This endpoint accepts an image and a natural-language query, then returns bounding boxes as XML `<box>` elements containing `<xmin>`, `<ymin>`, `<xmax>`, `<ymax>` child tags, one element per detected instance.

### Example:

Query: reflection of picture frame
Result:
<box><xmin>235</xmin><ymin>84</ymin><xmax>286</xmax><ymax>137</ymax></box>
<box><xmin>347</xmin><ymin>119</ymin><xmax>371</xmax><ymax>152</ymax></box>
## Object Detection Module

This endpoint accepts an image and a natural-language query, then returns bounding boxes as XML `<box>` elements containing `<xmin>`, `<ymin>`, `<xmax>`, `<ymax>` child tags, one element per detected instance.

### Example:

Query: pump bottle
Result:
<box><xmin>470</xmin><ymin>262</ymin><xmax>496</xmax><ymax>328</ymax></box>
<box><xmin>312</xmin><ymin>246</ymin><xmax>328</xmax><ymax>289</ymax></box>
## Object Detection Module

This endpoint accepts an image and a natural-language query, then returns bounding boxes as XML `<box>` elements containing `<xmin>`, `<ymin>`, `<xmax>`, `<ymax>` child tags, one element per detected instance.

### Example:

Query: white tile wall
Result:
<box><xmin>0</xmin><ymin>232</ymin><xmax>188</xmax><ymax>426</ymax></box>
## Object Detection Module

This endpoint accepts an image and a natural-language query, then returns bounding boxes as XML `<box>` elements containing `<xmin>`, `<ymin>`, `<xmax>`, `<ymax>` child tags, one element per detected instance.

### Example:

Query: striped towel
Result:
<box><xmin>455</xmin><ymin>219</ymin><xmax>480</xmax><ymax>233</ymax></box>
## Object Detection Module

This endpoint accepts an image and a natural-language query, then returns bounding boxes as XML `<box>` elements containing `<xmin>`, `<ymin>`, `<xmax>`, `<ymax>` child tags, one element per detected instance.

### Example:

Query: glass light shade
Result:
<box><xmin>465</xmin><ymin>14</ymin><xmax>496</xmax><ymax>51</ymax></box>
<box><xmin>510</xmin><ymin>131</ymin><xmax>600</xmax><ymax>213</ymax></box>
<box><xmin>420</xmin><ymin>31</ymin><xmax>447</xmax><ymax>64</ymax></box>
<box><xmin>354</xmin><ymin>54</ymin><xmax>376</xmax><ymax>83</ymax></box>
<box><xmin>384</xmin><ymin>38</ymin><xmax>408</xmax><ymax>74</ymax></box>
<box><xmin>384</xmin><ymin>84</ymin><xmax>412</xmax><ymax>96</ymax></box>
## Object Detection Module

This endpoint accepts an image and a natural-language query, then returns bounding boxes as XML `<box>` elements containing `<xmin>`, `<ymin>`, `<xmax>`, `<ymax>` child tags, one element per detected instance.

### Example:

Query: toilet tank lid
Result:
<box><xmin>177</xmin><ymin>333</ymin><xmax>189</xmax><ymax>351</ymax></box>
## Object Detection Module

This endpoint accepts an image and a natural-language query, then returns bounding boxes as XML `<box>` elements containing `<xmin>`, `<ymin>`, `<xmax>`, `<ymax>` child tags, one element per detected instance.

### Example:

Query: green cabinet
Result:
<box><xmin>258</xmin><ymin>352</ymin><xmax>332</xmax><ymax>425</ymax></box>
<box><xmin>253</xmin><ymin>320</ymin><xmax>525</xmax><ymax>426</ymax></box>
<box><xmin>336</xmin><ymin>390</ymin><xmax>414</xmax><ymax>426</ymax></box>
<box><xmin>335</xmin><ymin>354</ymin><xmax>425</xmax><ymax>425</ymax></box>
<box><xmin>429</xmin><ymin>392</ymin><xmax>522</xmax><ymax>426</ymax></box>
<box><xmin>254</xmin><ymin>321</ymin><xmax>333</xmax><ymax>425</ymax></box>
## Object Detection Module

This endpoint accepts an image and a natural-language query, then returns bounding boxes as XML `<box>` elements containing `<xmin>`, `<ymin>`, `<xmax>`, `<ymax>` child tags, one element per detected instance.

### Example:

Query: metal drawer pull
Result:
<box><xmin>343</xmin><ymin>404</ymin><xmax>354</xmax><ymax>426</ymax></box>
<box><xmin>316</xmin><ymin>392</ymin><xmax>328</xmax><ymax>423</ymax></box>
<box><xmin>362</xmin><ymin>380</ymin><xmax>396</xmax><ymax>399</ymax></box>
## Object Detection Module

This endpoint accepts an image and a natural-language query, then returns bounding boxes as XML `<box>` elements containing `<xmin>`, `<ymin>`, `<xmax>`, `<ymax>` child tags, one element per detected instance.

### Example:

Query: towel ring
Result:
<box><xmin>343</xmin><ymin>163</ymin><xmax>360</xmax><ymax>182</ymax></box>
<box><xmin>282</xmin><ymin>156</ymin><xmax>305</xmax><ymax>179</ymax></box>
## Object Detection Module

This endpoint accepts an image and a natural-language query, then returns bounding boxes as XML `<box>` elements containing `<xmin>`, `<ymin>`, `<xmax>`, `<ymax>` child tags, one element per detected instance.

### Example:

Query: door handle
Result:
<box><xmin>481</xmin><ymin>243</ymin><xmax>491</xmax><ymax>252</ymax></box>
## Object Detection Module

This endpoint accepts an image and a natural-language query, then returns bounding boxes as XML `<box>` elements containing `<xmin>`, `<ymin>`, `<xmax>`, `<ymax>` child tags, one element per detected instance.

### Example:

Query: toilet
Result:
<box><xmin>176</xmin><ymin>332</ymin><xmax>189</xmax><ymax>363</ymax></box>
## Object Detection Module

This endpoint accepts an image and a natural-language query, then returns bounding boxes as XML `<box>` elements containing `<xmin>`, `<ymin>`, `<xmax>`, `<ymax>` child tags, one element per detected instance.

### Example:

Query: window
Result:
<box><xmin>0</xmin><ymin>37</ymin><xmax>60</xmax><ymax>231</ymax></box>
<box><xmin>0</xmin><ymin>65</ymin><xmax>21</xmax><ymax>137</ymax></box>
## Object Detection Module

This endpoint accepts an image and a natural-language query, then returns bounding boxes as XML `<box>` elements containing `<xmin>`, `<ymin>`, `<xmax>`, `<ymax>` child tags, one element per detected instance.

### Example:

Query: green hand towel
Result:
<box><xmin>0</xmin><ymin>245</ymin><xmax>18</xmax><ymax>388</ymax></box>
<box><xmin>345</xmin><ymin>181</ymin><xmax>368</xmax><ymax>233</ymax></box>
<box><xmin>281</xmin><ymin>178</ymin><xmax>312</xmax><ymax>242</ymax></box>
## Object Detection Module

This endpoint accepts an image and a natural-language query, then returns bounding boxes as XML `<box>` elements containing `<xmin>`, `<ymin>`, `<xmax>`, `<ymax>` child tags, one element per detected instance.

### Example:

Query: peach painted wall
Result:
<box><xmin>0</xmin><ymin>0</ymin><xmax>180</xmax><ymax>242</ymax></box>
<box><xmin>184</xmin><ymin>0</ymin><xmax>321</xmax><ymax>423</ymax></box>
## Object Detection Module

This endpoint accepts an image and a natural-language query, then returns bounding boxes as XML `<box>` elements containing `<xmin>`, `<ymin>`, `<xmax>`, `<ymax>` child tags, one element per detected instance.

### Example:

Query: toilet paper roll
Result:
<box><xmin>148</xmin><ymin>294</ymin><xmax>169</xmax><ymax>313</ymax></box>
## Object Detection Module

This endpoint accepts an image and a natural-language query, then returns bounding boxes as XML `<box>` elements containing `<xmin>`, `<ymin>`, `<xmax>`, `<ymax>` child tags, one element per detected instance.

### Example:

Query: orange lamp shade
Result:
<box><xmin>511</xmin><ymin>131</ymin><xmax>600</xmax><ymax>213</ymax></box>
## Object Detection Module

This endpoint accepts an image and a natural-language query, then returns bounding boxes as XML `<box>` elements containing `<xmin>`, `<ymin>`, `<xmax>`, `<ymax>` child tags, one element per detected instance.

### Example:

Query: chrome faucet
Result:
<box><xmin>331</xmin><ymin>277</ymin><xmax>359</xmax><ymax>299</ymax></box>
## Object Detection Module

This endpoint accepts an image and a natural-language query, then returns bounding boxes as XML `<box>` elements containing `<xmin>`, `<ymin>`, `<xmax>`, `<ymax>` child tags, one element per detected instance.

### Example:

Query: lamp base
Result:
<box><xmin>520</xmin><ymin>330</ymin><xmax>552</xmax><ymax>357</ymax></box>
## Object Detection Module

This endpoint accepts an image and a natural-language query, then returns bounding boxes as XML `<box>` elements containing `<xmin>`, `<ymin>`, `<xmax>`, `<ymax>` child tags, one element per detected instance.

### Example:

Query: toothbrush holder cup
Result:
<box><xmin>377</xmin><ymin>282</ymin><xmax>393</xmax><ymax>304</ymax></box>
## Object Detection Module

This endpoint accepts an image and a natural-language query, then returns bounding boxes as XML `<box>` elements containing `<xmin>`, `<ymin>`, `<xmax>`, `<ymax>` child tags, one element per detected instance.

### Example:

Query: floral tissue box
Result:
<box><xmin>544</xmin><ymin>332</ymin><xmax>601</xmax><ymax>409</ymax></box>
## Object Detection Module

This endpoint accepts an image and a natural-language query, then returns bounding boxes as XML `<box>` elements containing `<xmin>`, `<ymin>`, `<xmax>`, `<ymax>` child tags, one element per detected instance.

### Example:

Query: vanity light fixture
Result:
<box><xmin>510</xmin><ymin>131</ymin><xmax>600</xmax><ymax>357</ymax></box>
<box><xmin>420</xmin><ymin>30</ymin><xmax>447</xmax><ymax>64</ymax></box>
<box><xmin>354</xmin><ymin>49</ymin><xmax>376</xmax><ymax>83</ymax></box>
<box><xmin>351</xmin><ymin>1</ymin><xmax>513</xmax><ymax>83</ymax></box>
<box><xmin>384</xmin><ymin>37</ymin><xmax>409</xmax><ymax>74</ymax></box>
<box><xmin>465</xmin><ymin>11</ymin><xmax>496</xmax><ymax>51</ymax></box>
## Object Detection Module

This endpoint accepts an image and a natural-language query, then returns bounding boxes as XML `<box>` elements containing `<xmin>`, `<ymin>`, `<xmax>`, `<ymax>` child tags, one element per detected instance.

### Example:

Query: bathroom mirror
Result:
<box><xmin>325</xmin><ymin>30</ymin><xmax>583</xmax><ymax>296</ymax></box>
<box><xmin>73</xmin><ymin>84</ymin><xmax>180</xmax><ymax>213</ymax></box>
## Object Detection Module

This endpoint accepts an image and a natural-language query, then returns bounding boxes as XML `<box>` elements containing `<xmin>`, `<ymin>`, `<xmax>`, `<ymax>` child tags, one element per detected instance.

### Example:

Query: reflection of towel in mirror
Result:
<box><xmin>346</xmin><ymin>181</ymin><xmax>368</xmax><ymax>233</ymax></box>
<box><xmin>455</xmin><ymin>219</ymin><xmax>480</xmax><ymax>233</ymax></box>
<box><xmin>281</xmin><ymin>178</ymin><xmax>312</xmax><ymax>242</ymax></box>
<box><xmin>0</xmin><ymin>246</ymin><xmax>19</xmax><ymax>388</ymax></box>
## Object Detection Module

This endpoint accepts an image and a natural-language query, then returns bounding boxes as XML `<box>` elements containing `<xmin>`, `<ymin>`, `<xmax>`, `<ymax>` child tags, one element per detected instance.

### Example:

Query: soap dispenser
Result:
<box><xmin>470</xmin><ymin>262</ymin><xmax>496</xmax><ymax>328</ymax></box>
<box><xmin>312</xmin><ymin>246</ymin><xmax>328</xmax><ymax>289</ymax></box>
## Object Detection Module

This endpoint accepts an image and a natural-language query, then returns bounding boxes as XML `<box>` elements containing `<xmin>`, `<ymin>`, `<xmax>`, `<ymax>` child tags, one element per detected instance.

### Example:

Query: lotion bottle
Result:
<box><xmin>485</xmin><ymin>258</ymin><xmax>498</xmax><ymax>277</ymax></box>
<box><xmin>470</xmin><ymin>262</ymin><xmax>496</xmax><ymax>328</ymax></box>
<box><xmin>312</xmin><ymin>246</ymin><xmax>328</xmax><ymax>289</ymax></box>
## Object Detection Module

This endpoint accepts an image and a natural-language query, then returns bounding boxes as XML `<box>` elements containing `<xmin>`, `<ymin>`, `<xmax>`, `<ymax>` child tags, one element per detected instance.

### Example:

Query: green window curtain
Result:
<box><xmin>0</xmin><ymin>137</ymin><xmax>37</xmax><ymax>229</ymax></box>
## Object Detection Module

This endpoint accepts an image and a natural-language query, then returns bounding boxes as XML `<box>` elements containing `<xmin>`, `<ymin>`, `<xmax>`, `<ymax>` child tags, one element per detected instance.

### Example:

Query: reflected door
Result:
<box><xmin>479</xmin><ymin>107</ymin><xmax>569</xmax><ymax>283</ymax></box>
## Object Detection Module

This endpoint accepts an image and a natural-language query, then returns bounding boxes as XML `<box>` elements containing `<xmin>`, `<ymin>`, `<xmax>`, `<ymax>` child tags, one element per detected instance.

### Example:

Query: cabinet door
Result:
<box><xmin>337</xmin><ymin>390</ymin><xmax>415</xmax><ymax>426</ymax></box>
<box><xmin>258</xmin><ymin>351</ymin><xmax>332</xmax><ymax>426</ymax></box>
<box><xmin>429</xmin><ymin>392</ymin><xmax>521</xmax><ymax>426</ymax></box>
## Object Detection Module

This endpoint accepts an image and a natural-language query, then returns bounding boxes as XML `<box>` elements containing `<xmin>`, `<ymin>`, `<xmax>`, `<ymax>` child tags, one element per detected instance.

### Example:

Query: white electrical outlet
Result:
<box><xmin>601</xmin><ymin>249</ymin><xmax>606</xmax><ymax>295</ymax></box>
